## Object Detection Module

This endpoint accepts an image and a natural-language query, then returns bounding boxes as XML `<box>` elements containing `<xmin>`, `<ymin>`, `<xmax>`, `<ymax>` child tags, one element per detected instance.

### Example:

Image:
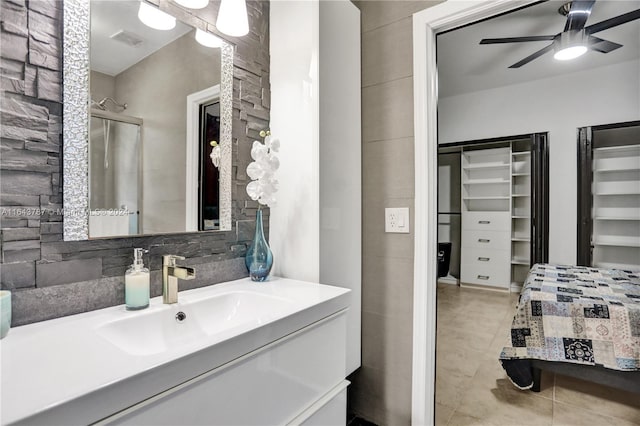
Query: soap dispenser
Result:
<box><xmin>125</xmin><ymin>248</ymin><xmax>150</xmax><ymax>310</ymax></box>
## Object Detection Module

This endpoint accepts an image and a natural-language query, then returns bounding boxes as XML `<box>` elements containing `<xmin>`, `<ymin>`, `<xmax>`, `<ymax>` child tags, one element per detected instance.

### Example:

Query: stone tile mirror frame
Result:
<box><xmin>63</xmin><ymin>0</ymin><xmax>233</xmax><ymax>241</ymax></box>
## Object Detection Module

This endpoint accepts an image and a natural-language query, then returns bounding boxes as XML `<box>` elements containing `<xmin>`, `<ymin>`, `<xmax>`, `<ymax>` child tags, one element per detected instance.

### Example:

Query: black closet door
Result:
<box><xmin>531</xmin><ymin>133</ymin><xmax>549</xmax><ymax>264</ymax></box>
<box><xmin>576</xmin><ymin>127</ymin><xmax>593</xmax><ymax>266</ymax></box>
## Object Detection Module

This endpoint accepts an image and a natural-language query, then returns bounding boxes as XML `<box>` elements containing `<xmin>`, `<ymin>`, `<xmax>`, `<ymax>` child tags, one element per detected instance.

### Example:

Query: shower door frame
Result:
<box><xmin>89</xmin><ymin>109</ymin><xmax>144</xmax><ymax>235</ymax></box>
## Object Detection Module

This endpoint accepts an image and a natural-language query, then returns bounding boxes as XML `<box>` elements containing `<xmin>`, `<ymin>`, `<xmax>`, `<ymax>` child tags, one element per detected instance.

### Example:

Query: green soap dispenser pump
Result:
<box><xmin>125</xmin><ymin>248</ymin><xmax>150</xmax><ymax>310</ymax></box>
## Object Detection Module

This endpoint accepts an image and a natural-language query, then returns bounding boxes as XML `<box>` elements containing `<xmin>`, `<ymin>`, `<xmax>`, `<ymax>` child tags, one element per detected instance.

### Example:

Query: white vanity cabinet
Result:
<box><xmin>102</xmin><ymin>312</ymin><xmax>348</xmax><ymax>426</ymax></box>
<box><xmin>1</xmin><ymin>278</ymin><xmax>350</xmax><ymax>426</ymax></box>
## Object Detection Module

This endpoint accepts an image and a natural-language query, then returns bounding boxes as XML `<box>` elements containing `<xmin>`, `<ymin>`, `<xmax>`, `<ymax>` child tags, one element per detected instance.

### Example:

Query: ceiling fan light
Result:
<box><xmin>553</xmin><ymin>30</ymin><xmax>587</xmax><ymax>61</ymax></box>
<box><xmin>216</xmin><ymin>0</ymin><xmax>249</xmax><ymax>37</ymax></box>
<box><xmin>175</xmin><ymin>0</ymin><xmax>209</xmax><ymax>9</ymax></box>
<box><xmin>554</xmin><ymin>45</ymin><xmax>587</xmax><ymax>60</ymax></box>
<box><xmin>138</xmin><ymin>2</ymin><xmax>176</xmax><ymax>31</ymax></box>
<box><xmin>195</xmin><ymin>29</ymin><xmax>223</xmax><ymax>48</ymax></box>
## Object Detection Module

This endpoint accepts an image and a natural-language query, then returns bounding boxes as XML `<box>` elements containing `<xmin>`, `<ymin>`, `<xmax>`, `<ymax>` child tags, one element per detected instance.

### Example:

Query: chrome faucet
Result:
<box><xmin>162</xmin><ymin>255</ymin><xmax>196</xmax><ymax>304</ymax></box>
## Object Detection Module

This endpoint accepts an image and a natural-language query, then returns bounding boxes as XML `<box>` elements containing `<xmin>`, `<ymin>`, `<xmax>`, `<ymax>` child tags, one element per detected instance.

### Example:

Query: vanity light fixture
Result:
<box><xmin>553</xmin><ymin>30</ymin><xmax>587</xmax><ymax>61</ymax></box>
<box><xmin>174</xmin><ymin>0</ymin><xmax>209</xmax><ymax>9</ymax></box>
<box><xmin>216</xmin><ymin>0</ymin><xmax>249</xmax><ymax>37</ymax></box>
<box><xmin>138</xmin><ymin>1</ymin><xmax>176</xmax><ymax>31</ymax></box>
<box><xmin>195</xmin><ymin>29</ymin><xmax>223</xmax><ymax>48</ymax></box>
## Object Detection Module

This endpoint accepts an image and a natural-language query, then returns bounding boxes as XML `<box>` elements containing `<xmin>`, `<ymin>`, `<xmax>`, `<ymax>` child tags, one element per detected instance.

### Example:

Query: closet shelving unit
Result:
<box><xmin>591</xmin><ymin>144</ymin><xmax>640</xmax><ymax>271</ymax></box>
<box><xmin>510</xmin><ymin>143</ymin><xmax>532</xmax><ymax>288</ymax></box>
<box><xmin>460</xmin><ymin>147</ymin><xmax>511</xmax><ymax>289</ymax></box>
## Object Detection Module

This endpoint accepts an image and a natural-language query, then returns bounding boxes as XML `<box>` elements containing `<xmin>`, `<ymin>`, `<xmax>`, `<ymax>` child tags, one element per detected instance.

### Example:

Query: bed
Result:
<box><xmin>499</xmin><ymin>264</ymin><xmax>640</xmax><ymax>393</ymax></box>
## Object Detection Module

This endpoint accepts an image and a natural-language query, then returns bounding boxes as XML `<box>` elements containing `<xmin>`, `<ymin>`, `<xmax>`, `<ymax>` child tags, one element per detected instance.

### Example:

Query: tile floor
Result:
<box><xmin>435</xmin><ymin>283</ymin><xmax>640</xmax><ymax>426</ymax></box>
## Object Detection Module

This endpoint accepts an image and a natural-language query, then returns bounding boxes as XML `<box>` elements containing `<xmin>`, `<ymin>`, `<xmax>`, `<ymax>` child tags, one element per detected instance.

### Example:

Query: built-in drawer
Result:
<box><xmin>462</xmin><ymin>212</ymin><xmax>510</xmax><ymax>232</ymax></box>
<box><xmin>462</xmin><ymin>230</ymin><xmax>510</xmax><ymax>250</ymax></box>
<box><xmin>461</xmin><ymin>247</ymin><xmax>509</xmax><ymax>271</ymax></box>
<box><xmin>461</xmin><ymin>261</ymin><xmax>510</xmax><ymax>288</ymax></box>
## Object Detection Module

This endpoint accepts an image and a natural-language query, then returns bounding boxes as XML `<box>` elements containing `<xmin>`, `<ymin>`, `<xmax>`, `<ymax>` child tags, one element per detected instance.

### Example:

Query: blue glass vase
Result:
<box><xmin>245</xmin><ymin>209</ymin><xmax>273</xmax><ymax>281</ymax></box>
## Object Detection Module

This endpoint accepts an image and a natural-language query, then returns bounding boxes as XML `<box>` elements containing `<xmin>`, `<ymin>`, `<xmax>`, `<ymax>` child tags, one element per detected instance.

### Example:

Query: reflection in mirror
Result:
<box><xmin>67</xmin><ymin>0</ymin><xmax>232</xmax><ymax>239</ymax></box>
<box><xmin>90</xmin><ymin>0</ymin><xmax>219</xmax><ymax>237</ymax></box>
<box><xmin>89</xmin><ymin>112</ymin><xmax>142</xmax><ymax>237</ymax></box>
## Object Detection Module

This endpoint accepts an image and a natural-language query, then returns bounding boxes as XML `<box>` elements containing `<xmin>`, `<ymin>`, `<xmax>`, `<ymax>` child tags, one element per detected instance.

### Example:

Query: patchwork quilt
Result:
<box><xmin>500</xmin><ymin>264</ymin><xmax>640</xmax><ymax>388</ymax></box>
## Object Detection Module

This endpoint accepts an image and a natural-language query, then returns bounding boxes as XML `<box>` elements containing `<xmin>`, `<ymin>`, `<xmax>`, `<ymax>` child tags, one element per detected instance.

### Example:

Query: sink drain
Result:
<box><xmin>175</xmin><ymin>311</ymin><xmax>187</xmax><ymax>323</ymax></box>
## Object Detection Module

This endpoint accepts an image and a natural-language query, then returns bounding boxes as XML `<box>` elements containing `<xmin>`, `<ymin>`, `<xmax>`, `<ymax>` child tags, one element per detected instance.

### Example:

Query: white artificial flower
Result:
<box><xmin>251</xmin><ymin>141</ymin><xmax>268</xmax><ymax>161</ymax></box>
<box><xmin>267</xmin><ymin>137</ymin><xmax>280</xmax><ymax>152</ymax></box>
<box><xmin>209</xmin><ymin>145</ymin><xmax>221</xmax><ymax>168</ymax></box>
<box><xmin>246</xmin><ymin>132</ymin><xmax>279</xmax><ymax>207</ymax></box>
<box><xmin>246</xmin><ymin>180</ymin><xmax>262</xmax><ymax>200</ymax></box>
<box><xmin>246</xmin><ymin>161</ymin><xmax>264</xmax><ymax>180</ymax></box>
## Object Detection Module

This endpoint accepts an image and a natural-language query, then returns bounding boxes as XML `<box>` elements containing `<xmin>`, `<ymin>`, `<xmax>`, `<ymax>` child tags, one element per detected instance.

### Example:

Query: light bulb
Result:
<box><xmin>216</xmin><ymin>0</ymin><xmax>249</xmax><ymax>37</ymax></box>
<box><xmin>553</xmin><ymin>45</ymin><xmax>587</xmax><ymax>61</ymax></box>
<box><xmin>174</xmin><ymin>0</ymin><xmax>209</xmax><ymax>9</ymax></box>
<box><xmin>195</xmin><ymin>29</ymin><xmax>223</xmax><ymax>48</ymax></box>
<box><xmin>138</xmin><ymin>2</ymin><xmax>176</xmax><ymax>31</ymax></box>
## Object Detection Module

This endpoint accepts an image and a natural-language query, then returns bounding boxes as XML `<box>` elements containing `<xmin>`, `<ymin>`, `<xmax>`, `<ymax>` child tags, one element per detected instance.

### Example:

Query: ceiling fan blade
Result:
<box><xmin>564</xmin><ymin>0</ymin><xmax>596</xmax><ymax>32</ymax></box>
<box><xmin>586</xmin><ymin>8</ymin><xmax>640</xmax><ymax>34</ymax></box>
<box><xmin>480</xmin><ymin>35</ymin><xmax>556</xmax><ymax>44</ymax></box>
<box><xmin>508</xmin><ymin>44</ymin><xmax>554</xmax><ymax>68</ymax></box>
<box><xmin>588</xmin><ymin>36</ymin><xmax>623</xmax><ymax>53</ymax></box>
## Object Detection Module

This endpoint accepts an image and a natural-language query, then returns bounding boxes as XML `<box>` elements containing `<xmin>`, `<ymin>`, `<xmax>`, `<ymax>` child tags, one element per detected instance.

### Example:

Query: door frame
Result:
<box><xmin>411</xmin><ymin>1</ymin><xmax>539</xmax><ymax>423</ymax></box>
<box><xmin>186</xmin><ymin>85</ymin><xmax>220</xmax><ymax>231</ymax></box>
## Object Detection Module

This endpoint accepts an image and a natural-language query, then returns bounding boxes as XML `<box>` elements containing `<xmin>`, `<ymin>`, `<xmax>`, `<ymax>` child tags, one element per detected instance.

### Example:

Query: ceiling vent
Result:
<box><xmin>110</xmin><ymin>30</ymin><xmax>144</xmax><ymax>48</ymax></box>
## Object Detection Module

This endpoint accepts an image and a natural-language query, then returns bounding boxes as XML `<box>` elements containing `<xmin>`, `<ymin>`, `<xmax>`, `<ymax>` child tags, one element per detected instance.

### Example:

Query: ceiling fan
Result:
<box><xmin>479</xmin><ymin>0</ymin><xmax>640</xmax><ymax>68</ymax></box>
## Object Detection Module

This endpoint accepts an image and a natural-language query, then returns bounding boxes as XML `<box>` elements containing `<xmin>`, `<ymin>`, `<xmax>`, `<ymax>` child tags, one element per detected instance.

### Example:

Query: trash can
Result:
<box><xmin>438</xmin><ymin>242</ymin><xmax>452</xmax><ymax>278</ymax></box>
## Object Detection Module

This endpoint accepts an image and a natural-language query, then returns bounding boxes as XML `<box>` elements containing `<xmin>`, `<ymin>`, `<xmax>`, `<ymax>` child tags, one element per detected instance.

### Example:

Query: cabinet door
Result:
<box><xmin>102</xmin><ymin>314</ymin><xmax>347</xmax><ymax>426</ymax></box>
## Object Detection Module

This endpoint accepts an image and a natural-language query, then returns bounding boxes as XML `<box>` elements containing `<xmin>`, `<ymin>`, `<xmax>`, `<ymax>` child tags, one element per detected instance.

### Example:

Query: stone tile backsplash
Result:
<box><xmin>0</xmin><ymin>0</ymin><xmax>271</xmax><ymax>325</ymax></box>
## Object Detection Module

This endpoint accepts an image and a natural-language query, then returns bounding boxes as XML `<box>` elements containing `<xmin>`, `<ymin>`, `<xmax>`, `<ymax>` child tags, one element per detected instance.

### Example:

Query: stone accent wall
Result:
<box><xmin>0</xmin><ymin>0</ymin><xmax>270</xmax><ymax>326</ymax></box>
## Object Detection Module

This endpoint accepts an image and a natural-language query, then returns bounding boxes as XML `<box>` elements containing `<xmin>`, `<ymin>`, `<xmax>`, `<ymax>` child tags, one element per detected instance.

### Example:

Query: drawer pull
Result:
<box><xmin>477</xmin><ymin>275</ymin><xmax>490</xmax><ymax>280</ymax></box>
<box><xmin>478</xmin><ymin>257</ymin><xmax>490</xmax><ymax>262</ymax></box>
<box><xmin>478</xmin><ymin>220</ymin><xmax>491</xmax><ymax>224</ymax></box>
<box><xmin>478</xmin><ymin>238</ymin><xmax>490</xmax><ymax>243</ymax></box>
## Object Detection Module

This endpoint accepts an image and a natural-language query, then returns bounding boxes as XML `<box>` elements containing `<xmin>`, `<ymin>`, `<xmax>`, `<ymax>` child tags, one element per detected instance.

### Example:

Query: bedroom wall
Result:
<box><xmin>438</xmin><ymin>59</ymin><xmax>640</xmax><ymax>265</ymax></box>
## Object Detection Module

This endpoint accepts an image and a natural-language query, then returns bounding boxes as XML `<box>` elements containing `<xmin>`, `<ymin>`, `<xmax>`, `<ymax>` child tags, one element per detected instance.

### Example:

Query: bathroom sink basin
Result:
<box><xmin>96</xmin><ymin>291</ymin><xmax>297</xmax><ymax>356</ymax></box>
<box><xmin>2</xmin><ymin>277</ymin><xmax>350</xmax><ymax>426</ymax></box>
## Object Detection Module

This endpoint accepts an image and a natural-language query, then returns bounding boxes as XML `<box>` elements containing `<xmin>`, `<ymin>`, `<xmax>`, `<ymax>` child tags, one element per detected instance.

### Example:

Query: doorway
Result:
<box><xmin>412</xmin><ymin>0</ymin><xmax>640</xmax><ymax>423</ymax></box>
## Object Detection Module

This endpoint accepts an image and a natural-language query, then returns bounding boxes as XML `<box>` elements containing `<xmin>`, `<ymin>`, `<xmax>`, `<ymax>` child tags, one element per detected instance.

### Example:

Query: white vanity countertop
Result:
<box><xmin>0</xmin><ymin>277</ymin><xmax>350</xmax><ymax>425</ymax></box>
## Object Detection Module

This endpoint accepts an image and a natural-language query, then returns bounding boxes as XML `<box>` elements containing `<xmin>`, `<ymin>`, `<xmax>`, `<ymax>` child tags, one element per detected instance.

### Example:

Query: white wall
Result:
<box><xmin>438</xmin><ymin>59</ymin><xmax>640</xmax><ymax>264</ymax></box>
<box><xmin>270</xmin><ymin>0</ymin><xmax>362</xmax><ymax>375</ymax></box>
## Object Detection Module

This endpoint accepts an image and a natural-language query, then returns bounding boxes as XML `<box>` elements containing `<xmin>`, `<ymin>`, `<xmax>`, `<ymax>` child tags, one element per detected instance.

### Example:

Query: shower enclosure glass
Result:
<box><xmin>89</xmin><ymin>114</ymin><xmax>142</xmax><ymax>237</ymax></box>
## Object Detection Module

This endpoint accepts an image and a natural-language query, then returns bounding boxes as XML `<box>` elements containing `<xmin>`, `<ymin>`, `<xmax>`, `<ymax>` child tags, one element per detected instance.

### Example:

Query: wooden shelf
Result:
<box><xmin>594</xmin><ymin>191</ymin><xmax>640</xmax><ymax>196</ymax></box>
<box><xmin>463</xmin><ymin>178</ymin><xmax>510</xmax><ymax>184</ymax></box>
<box><xmin>594</xmin><ymin>216</ymin><xmax>640</xmax><ymax>221</ymax></box>
<box><xmin>512</xmin><ymin>173</ymin><xmax>531</xmax><ymax>176</ymax></box>
<box><xmin>594</xmin><ymin>262</ymin><xmax>640</xmax><ymax>271</ymax></box>
<box><xmin>512</xmin><ymin>151</ymin><xmax>531</xmax><ymax>157</ymax></box>
<box><xmin>593</xmin><ymin>236</ymin><xmax>640</xmax><ymax>247</ymax></box>
<box><xmin>463</xmin><ymin>163</ymin><xmax>510</xmax><ymax>170</ymax></box>
<box><xmin>512</xmin><ymin>193</ymin><xmax>530</xmax><ymax>197</ymax></box>
<box><xmin>511</xmin><ymin>258</ymin><xmax>530</xmax><ymax>265</ymax></box>
<box><xmin>593</xmin><ymin>145</ymin><xmax>640</xmax><ymax>153</ymax></box>
<box><xmin>595</xmin><ymin>165</ymin><xmax>640</xmax><ymax>173</ymax></box>
<box><xmin>463</xmin><ymin>196</ymin><xmax>510</xmax><ymax>200</ymax></box>
<box><xmin>512</xmin><ymin>215</ymin><xmax>530</xmax><ymax>219</ymax></box>
<box><xmin>512</xmin><ymin>237</ymin><xmax>530</xmax><ymax>242</ymax></box>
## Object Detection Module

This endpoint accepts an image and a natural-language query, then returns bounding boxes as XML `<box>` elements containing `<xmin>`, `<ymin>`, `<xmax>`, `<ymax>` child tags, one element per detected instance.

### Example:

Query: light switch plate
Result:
<box><xmin>385</xmin><ymin>208</ymin><xmax>410</xmax><ymax>233</ymax></box>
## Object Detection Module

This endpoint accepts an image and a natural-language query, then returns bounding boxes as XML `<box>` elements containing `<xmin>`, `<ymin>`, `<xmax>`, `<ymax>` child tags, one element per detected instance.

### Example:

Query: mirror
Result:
<box><xmin>63</xmin><ymin>0</ymin><xmax>233</xmax><ymax>241</ymax></box>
